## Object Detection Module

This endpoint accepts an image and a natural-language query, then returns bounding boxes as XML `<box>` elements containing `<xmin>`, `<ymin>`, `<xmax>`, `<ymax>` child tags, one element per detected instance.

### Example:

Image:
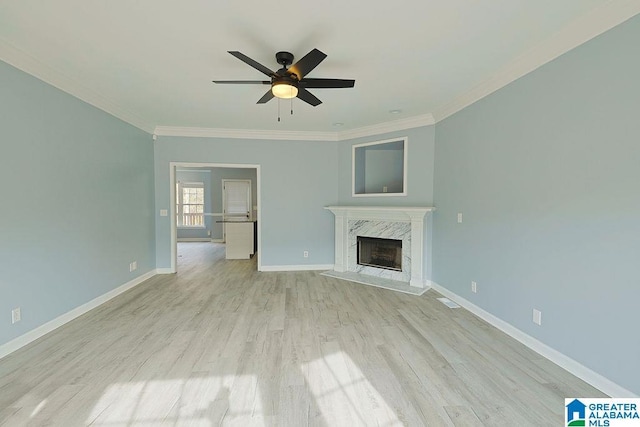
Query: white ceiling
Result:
<box><xmin>1</xmin><ymin>1</ymin><xmax>638</xmax><ymax>135</ymax></box>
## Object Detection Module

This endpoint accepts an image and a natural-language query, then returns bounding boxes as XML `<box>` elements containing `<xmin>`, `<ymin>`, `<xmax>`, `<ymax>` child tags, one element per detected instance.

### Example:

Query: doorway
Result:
<box><xmin>170</xmin><ymin>162</ymin><xmax>261</xmax><ymax>273</ymax></box>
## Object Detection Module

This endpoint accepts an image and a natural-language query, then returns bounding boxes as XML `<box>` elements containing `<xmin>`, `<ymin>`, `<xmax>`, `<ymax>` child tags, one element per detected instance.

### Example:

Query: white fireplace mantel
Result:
<box><xmin>325</xmin><ymin>206</ymin><xmax>435</xmax><ymax>288</ymax></box>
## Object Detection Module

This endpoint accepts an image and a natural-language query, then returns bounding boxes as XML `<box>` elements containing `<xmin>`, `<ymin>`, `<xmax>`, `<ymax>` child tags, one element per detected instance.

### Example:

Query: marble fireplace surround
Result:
<box><xmin>325</xmin><ymin>206</ymin><xmax>435</xmax><ymax>289</ymax></box>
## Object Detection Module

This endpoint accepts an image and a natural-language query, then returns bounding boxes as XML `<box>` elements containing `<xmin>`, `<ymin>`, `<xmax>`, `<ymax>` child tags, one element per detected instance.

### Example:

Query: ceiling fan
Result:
<box><xmin>213</xmin><ymin>48</ymin><xmax>355</xmax><ymax>107</ymax></box>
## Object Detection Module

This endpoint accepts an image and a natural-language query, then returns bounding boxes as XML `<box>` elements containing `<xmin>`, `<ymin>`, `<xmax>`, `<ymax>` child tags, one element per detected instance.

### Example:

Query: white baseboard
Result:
<box><xmin>0</xmin><ymin>269</ymin><xmax>158</xmax><ymax>361</ymax></box>
<box><xmin>177</xmin><ymin>238</ymin><xmax>211</xmax><ymax>242</ymax></box>
<box><xmin>429</xmin><ymin>281</ymin><xmax>637</xmax><ymax>398</ymax></box>
<box><xmin>156</xmin><ymin>268</ymin><xmax>175</xmax><ymax>274</ymax></box>
<box><xmin>211</xmin><ymin>239</ymin><xmax>224</xmax><ymax>243</ymax></box>
<box><xmin>260</xmin><ymin>264</ymin><xmax>334</xmax><ymax>272</ymax></box>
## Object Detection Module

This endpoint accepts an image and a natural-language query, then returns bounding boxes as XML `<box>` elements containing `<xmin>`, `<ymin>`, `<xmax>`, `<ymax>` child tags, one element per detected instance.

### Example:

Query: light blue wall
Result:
<box><xmin>364</xmin><ymin>148</ymin><xmax>404</xmax><ymax>194</ymax></box>
<box><xmin>154</xmin><ymin>137</ymin><xmax>339</xmax><ymax>267</ymax></box>
<box><xmin>176</xmin><ymin>169</ymin><xmax>212</xmax><ymax>239</ymax></box>
<box><xmin>0</xmin><ymin>60</ymin><xmax>155</xmax><ymax>347</ymax></box>
<box><xmin>433</xmin><ymin>15</ymin><xmax>640</xmax><ymax>394</ymax></box>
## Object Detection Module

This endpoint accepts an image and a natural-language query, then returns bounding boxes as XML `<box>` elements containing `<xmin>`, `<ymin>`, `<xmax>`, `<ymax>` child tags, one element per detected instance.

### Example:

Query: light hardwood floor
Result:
<box><xmin>0</xmin><ymin>242</ymin><xmax>604</xmax><ymax>426</ymax></box>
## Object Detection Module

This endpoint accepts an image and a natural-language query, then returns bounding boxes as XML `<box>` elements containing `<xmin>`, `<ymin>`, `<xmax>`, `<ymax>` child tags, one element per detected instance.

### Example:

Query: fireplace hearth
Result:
<box><xmin>357</xmin><ymin>236</ymin><xmax>402</xmax><ymax>271</ymax></box>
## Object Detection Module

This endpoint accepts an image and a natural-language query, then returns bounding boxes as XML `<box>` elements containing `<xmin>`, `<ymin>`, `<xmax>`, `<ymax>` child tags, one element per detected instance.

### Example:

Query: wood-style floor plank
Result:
<box><xmin>0</xmin><ymin>242</ymin><xmax>605</xmax><ymax>426</ymax></box>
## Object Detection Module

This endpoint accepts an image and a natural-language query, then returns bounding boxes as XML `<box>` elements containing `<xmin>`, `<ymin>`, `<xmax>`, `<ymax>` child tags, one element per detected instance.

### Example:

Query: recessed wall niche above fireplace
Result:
<box><xmin>324</xmin><ymin>206</ymin><xmax>435</xmax><ymax>293</ymax></box>
<box><xmin>352</xmin><ymin>137</ymin><xmax>407</xmax><ymax>197</ymax></box>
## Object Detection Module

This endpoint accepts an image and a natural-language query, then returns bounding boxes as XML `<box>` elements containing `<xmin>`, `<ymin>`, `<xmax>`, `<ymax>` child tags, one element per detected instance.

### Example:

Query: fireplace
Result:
<box><xmin>325</xmin><ymin>206</ymin><xmax>435</xmax><ymax>289</ymax></box>
<box><xmin>357</xmin><ymin>236</ymin><xmax>402</xmax><ymax>271</ymax></box>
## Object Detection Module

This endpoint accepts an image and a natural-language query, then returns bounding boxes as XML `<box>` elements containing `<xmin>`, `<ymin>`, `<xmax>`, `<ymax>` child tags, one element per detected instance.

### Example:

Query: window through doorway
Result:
<box><xmin>176</xmin><ymin>181</ymin><xmax>205</xmax><ymax>227</ymax></box>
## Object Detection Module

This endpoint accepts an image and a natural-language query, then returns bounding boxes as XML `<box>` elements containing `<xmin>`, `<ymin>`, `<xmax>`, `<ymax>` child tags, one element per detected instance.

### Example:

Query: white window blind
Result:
<box><xmin>224</xmin><ymin>181</ymin><xmax>250</xmax><ymax>217</ymax></box>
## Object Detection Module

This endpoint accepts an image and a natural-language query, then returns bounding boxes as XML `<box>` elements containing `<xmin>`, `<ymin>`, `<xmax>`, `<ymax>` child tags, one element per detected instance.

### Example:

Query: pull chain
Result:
<box><xmin>277</xmin><ymin>98</ymin><xmax>281</xmax><ymax>122</ymax></box>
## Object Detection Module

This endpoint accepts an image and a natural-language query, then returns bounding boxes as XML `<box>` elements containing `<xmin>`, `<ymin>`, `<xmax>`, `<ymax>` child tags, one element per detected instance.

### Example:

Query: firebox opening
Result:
<box><xmin>357</xmin><ymin>236</ymin><xmax>402</xmax><ymax>271</ymax></box>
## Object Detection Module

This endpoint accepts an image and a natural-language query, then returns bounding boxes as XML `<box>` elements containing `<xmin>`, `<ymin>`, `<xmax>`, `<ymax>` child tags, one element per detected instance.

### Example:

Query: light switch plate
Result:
<box><xmin>533</xmin><ymin>309</ymin><xmax>542</xmax><ymax>326</ymax></box>
<box><xmin>12</xmin><ymin>307</ymin><xmax>21</xmax><ymax>324</ymax></box>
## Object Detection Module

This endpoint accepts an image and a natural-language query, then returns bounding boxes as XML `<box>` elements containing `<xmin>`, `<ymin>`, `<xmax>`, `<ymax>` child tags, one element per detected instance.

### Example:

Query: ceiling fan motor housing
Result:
<box><xmin>275</xmin><ymin>51</ymin><xmax>295</xmax><ymax>67</ymax></box>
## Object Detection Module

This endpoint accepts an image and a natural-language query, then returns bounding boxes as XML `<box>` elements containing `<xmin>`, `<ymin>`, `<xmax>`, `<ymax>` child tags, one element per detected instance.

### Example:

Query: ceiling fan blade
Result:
<box><xmin>296</xmin><ymin>88</ymin><xmax>322</xmax><ymax>107</ymax></box>
<box><xmin>289</xmin><ymin>48</ymin><xmax>327</xmax><ymax>80</ymax></box>
<box><xmin>228</xmin><ymin>51</ymin><xmax>275</xmax><ymax>77</ymax></box>
<box><xmin>212</xmin><ymin>80</ymin><xmax>270</xmax><ymax>84</ymax></box>
<box><xmin>257</xmin><ymin>90</ymin><xmax>274</xmax><ymax>104</ymax></box>
<box><xmin>300</xmin><ymin>78</ymin><xmax>355</xmax><ymax>89</ymax></box>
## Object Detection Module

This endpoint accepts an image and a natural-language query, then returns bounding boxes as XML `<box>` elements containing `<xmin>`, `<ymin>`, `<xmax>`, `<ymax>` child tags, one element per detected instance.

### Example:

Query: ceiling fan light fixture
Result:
<box><xmin>272</xmin><ymin>81</ymin><xmax>298</xmax><ymax>99</ymax></box>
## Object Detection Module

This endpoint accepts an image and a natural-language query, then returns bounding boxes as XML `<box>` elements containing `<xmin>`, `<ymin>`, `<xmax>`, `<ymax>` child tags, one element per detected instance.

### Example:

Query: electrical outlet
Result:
<box><xmin>383</xmin><ymin>186</ymin><xmax>388</xmax><ymax>193</ymax></box>
<box><xmin>533</xmin><ymin>309</ymin><xmax>542</xmax><ymax>326</ymax></box>
<box><xmin>471</xmin><ymin>281</ymin><xmax>477</xmax><ymax>293</ymax></box>
<box><xmin>457</xmin><ymin>212</ymin><xmax>463</xmax><ymax>223</ymax></box>
<box><xmin>303</xmin><ymin>251</ymin><xmax>309</xmax><ymax>258</ymax></box>
<box><xmin>12</xmin><ymin>307</ymin><xmax>21</xmax><ymax>324</ymax></box>
<box><xmin>207</xmin><ymin>230</ymin><xmax>211</xmax><ymax>237</ymax></box>
<box><xmin>160</xmin><ymin>209</ymin><xmax>168</xmax><ymax>217</ymax></box>
<box><xmin>129</xmin><ymin>261</ymin><xmax>137</xmax><ymax>272</ymax></box>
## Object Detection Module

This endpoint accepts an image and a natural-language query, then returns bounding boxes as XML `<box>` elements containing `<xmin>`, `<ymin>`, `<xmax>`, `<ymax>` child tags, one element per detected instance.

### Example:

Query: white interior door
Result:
<box><xmin>222</xmin><ymin>179</ymin><xmax>251</xmax><ymax>240</ymax></box>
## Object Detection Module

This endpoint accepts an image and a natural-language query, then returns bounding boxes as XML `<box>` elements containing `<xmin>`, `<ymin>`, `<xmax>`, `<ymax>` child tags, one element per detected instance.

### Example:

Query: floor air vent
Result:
<box><xmin>437</xmin><ymin>297</ymin><xmax>460</xmax><ymax>309</ymax></box>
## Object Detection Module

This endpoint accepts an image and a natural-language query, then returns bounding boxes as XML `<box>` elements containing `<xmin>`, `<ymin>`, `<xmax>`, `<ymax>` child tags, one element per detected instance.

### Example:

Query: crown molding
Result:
<box><xmin>154</xmin><ymin>113</ymin><xmax>435</xmax><ymax>142</ymax></box>
<box><xmin>153</xmin><ymin>126</ymin><xmax>338</xmax><ymax>141</ymax></box>
<box><xmin>0</xmin><ymin>37</ymin><xmax>155</xmax><ymax>134</ymax></box>
<box><xmin>336</xmin><ymin>113</ymin><xmax>435</xmax><ymax>141</ymax></box>
<box><xmin>432</xmin><ymin>0</ymin><xmax>640</xmax><ymax>122</ymax></box>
